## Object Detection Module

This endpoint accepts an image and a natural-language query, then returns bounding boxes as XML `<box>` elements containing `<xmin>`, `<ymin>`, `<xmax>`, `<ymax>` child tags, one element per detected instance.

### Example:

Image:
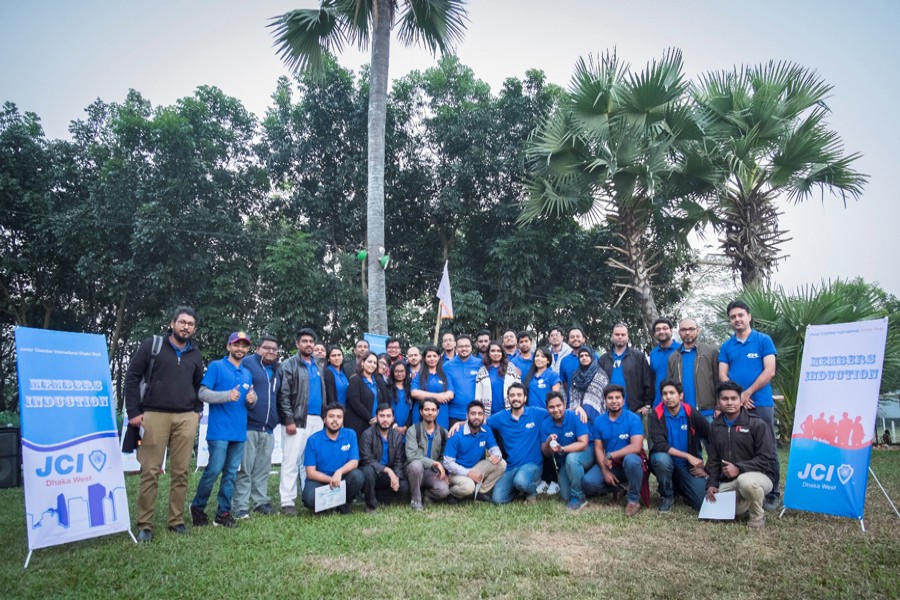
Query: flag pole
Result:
<box><xmin>432</xmin><ymin>303</ymin><xmax>442</xmax><ymax>346</ymax></box>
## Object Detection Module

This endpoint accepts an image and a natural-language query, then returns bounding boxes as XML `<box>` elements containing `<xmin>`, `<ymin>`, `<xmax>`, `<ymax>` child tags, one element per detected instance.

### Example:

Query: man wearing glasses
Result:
<box><xmin>125</xmin><ymin>306</ymin><xmax>205</xmax><ymax>542</ymax></box>
<box><xmin>666</xmin><ymin>318</ymin><xmax>719</xmax><ymax>421</ymax></box>
<box><xmin>233</xmin><ymin>335</ymin><xmax>282</xmax><ymax>519</ymax></box>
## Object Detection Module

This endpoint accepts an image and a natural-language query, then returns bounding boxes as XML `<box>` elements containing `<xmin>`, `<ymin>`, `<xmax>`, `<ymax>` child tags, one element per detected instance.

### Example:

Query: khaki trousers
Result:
<box><xmin>136</xmin><ymin>411</ymin><xmax>198</xmax><ymax>530</ymax></box>
<box><xmin>719</xmin><ymin>471</ymin><xmax>773</xmax><ymax>521</ymax></box>
<box><xmin>448</xmin><ymin>458</ymin><xmax>507</xmax><ymax>498</ymax></box>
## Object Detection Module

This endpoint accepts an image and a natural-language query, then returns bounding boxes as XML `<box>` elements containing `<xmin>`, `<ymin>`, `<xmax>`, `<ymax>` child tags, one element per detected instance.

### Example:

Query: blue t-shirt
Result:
<box><xmin>487</xmin><ymin>407</ymin><xmax>548</xmax><ymax>469</ymax></box>
<box><xmin>303</xmin><ymin>428</ymin><xmax>359</xmax><ymax>477</ymax></box>
<box><xmin>426</xmin><ymin>430</ymin><xmax>435</xmax><ymax>458</ymax></box>
<box><xmin>412</xmin><ymin>370</ymin><xmax>454</xmax><ymax>428</ymax></box>
<box><xmin>364</xmin><ymin>376</ymin><xmax>380</xmax><ymax>417</ymax></box>
<box><xmin>559</xmin><ymin>353</ymin><xmax>581</xmax><ymax>396</ymax></box>
<box><xmin>664</xmin><ymin>405</ymin><xmax>691</xmax><ymax>467</ymax></box>
<box><xmin>539</xmin><ymin>410</ymin><xmax>589</xmax><ymax>452</ymax></box>
<box><xmin>679</xmin><ymin>348</ymin><xmax>698</xmax><ymax>410</ymax></box>
<box><xmin>201</xmin><ymin>357</ymin><xmax>253</xmax><ymax>442</ymax></box>
<box><xmin>527</xmin><ymin>369</ymin><xmax>560</xmax><ymax>408</ymax></box>
<box><xmin>380</xmin><ymin>435</ymin><xmax>390</xmax><ymax>466</ymax></box>
<box><xmin>718</xmin><ymin>330</ymin><xmax>777</xmax><ymax>407</ymax></box>
<box><xmin>444</xmin><ymin>356</ymin><xmax>481</xmax><ymax>420</ymax></box>
<box><xmin>591</xmin><ymin>410</ymin><xmax>643</xmax><ymax>454</ymax></box>
<box><xmin>444</xmin><ymin>425</ymin><xmax>498</xmax><ymax>470</ymax></box>
<box><xmin>510</xmin><ymin>354</ymin><xmax>534</xmax><ymax>377</ymax></box>
<box><xmin>488</xmin><ymin>366</ymin><xmax>505</xmax><ymax>415</ymax></box>
<box><xmin>328</xmin><ymin>365</ymin><xmax>349</xmax><ymax>406</ymax></box>
<box><xmin>392</xmin><ymin>387</ymin><xmax>412</xmax><ymax>428</ymax></box>
<box><xmin>650</xmin><ymin>342</ymin><xmax>681</xmax><ymax>406</ymax></box>
<box><xmin>303</xmin><ymin>358</ymin><xmax>323</xmax><ymax>417</ymax></box>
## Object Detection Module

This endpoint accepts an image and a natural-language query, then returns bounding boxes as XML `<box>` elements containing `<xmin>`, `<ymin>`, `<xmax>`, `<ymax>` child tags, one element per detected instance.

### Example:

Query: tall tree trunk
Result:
<box><xmin>109</xmin><ymin>293</ymin><xmax>126</xmax><ymax>361</ymax></box>
<box><xmin>366</xmin><ymin>0</ymin><xmax>391</xmax><ymax>335</ymax></box>
<box><xmin>720</xmin><ymin>188</ymin><xmax>785</xmax><ymax>289</ymax></box>
<box><xmin>619</xmin><ymin>213</ymin><xmax>660</xmax><ymax>335</ymax></box>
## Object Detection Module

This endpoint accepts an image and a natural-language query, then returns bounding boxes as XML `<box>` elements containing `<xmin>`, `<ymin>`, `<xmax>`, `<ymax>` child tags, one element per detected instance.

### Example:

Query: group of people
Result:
<box><xmin>123</xmin><ymin>299</ymin><xmax>780</xmax><ymax>542</ymax></box>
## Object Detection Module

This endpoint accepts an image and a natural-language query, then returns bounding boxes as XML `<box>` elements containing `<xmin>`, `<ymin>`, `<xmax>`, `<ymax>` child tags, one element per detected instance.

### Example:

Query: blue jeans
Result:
<box><xmin>583</xmin><ymin>453</ymin><xmax>643</xmax><ymax>503</ymax></box>
<box><xmin>650</xmin><ymin>452</ymin><xmax>706</xmax><ymax>510</ymax></box>
<box><xmin>750</xmin><ymin>405</ymin><xmax>780</xmax><ymax>498</ymax></box>
<box><xmin>556</xmin><ymin>448</ymin><xmax>595</xmax><ymax>502</ymax></box>
<box><xmin>492</xmin><ymin>462</ymin><xmax>542</xmax><ymax>504</ymax></box>
<box><xmin>192</xmin><ymin>439</ymin><xmax>245</xmax><ymax>514</ymax></box>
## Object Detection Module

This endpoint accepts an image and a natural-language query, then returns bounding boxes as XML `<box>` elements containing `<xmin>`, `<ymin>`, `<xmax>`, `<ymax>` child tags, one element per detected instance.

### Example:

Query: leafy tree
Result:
<box><xmin>270</xmin><ymin>0</ymin><xmax>469</xmax><ymax>335</ymax></box>
<box><xmin>693</xmin><ymin>62</ymin><xmax>867</xmax><ymax>287</ymax></box>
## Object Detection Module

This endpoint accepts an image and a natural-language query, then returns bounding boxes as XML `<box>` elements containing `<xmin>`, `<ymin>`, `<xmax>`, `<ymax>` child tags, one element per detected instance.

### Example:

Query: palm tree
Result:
<box><xmin>520</xmin><ymin>49</ymin><xmax>717</xmax><ymax>334</ymax></box>
<box><xmin>270</xmin><ymin>0</ymin><xmax>468</xmax><ymax>334</ymax></box>
<box><xmin>693</xmin><ymin>62</ymin><xmax>868</xmax><ymax>287</ymax></box>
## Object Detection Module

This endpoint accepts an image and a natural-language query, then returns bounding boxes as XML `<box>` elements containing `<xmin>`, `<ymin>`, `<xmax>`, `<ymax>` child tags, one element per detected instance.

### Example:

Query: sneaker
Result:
<box><xmin>546</xmin><ymin>482</ymin><xmax>560</xmax><ymax>495</ymax></box>
<box><xmin>748</xmin><ymin>516</ymin><xmax>766</xmax><ymax>530</ymax></box>
<box><xmin>474</xmin><ymin>491</ymin><xmax>493</xmax><ymax>503</ymax></box>
<box><xmin>253</xmin><ymin>504</ymin><xmax>274</xmax><ymax>516</ymax></box>
<box><xmin>167</xmin><ymin>524</ymin><xmax>188</xmax><ymax>534</ymax></box>
<box><xmin>566</xmin><ymin>498</ymin><xmax>588</xmax><ymax>513</ymax></box>
<box><xmin>658</xmin><ymin>497</ymin><xmax>675</xmax><ymax>513</ymax></box>
<box><xmin>136</xmin><ymin>528</ymin><xmax>153</xmax><ymax>543</ymax></box>
<box><xmin>281</xmin><ymin>505</ymin><xmax>297</xmax><ymax>516</ymax></box>
<box><xmin>446</xmin><ymin>496</ymin><xmax>459</xmax><ymax>505</ymax></box>
<box><xmin>235</xmin><ymin>510</ymin><xmax>250</xmax><ymax>520</ymax></box>
<box><xmin>763</xmin><ymin>496</ymin><xmax>781</xmax><ymax>512</ymax></box>
<box><xmin>191</xmin><ymin>507</ymin><xmax>209</xmax><ymax>527</ymax></box>
<box><xmin>625</xmin><ymin>501</ymin><xmax>641</xmax><ymax>517</ymax></box>
<box><xmin>338</xmin><ymin>503</ymin><xmax>351</xmax><ymax>515</ymax></box>
<box><xmin>410</xmin><ymin>501</ymin><xmax>424</xmax><ymax>511</ymax></box>
<box><xmin>213</xmin><ymin>512</ymin><xmax>237</xmax><ymax>528</ymax></box>
<box><xmin>536</xmin><ymin>480</ymin><xmax>550</xmax><ymax>494</ymax></box>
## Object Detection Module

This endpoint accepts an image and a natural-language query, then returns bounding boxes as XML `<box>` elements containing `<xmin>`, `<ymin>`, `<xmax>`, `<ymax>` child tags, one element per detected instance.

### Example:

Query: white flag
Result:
<box><xmin>437</xmin><ymin>261</ymin><xmax>454</xmax><ymax>319</ymax></box>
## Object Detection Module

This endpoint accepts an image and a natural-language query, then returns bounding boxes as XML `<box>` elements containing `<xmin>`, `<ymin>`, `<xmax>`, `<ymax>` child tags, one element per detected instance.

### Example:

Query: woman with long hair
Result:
<box><xmin>522</xmin><ymin>346</ymin><xmax>561</xmax><ymax>409</ymax></box>
<box><xmin>388</xmin><ymin>360</ymin><xmax>413</xmax><ymax>435</ymax></box>
<box><xmin>411</xmin><ymin>345</ymin><xmax>454</xmax><ymax>429</ymax></box>
<box><xmin>475</xmin><ymin>341</ymin><xmax>522</xmax><ymax>418</ymax></box>
<box><xmin>345</xmin><ymin>351</ymin><xmax>389</xmax><ymax>439</ymax></box>
<box><xmin>323</xmin><ymin>345</ymin><xmax>349</xmax><ymax>407</ymax></box>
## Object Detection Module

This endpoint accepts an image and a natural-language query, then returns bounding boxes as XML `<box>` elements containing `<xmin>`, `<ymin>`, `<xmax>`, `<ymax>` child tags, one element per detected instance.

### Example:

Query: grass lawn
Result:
<box><xmin>1</xmin><ymin>450</ymin><xmax>898</xmax><ymax>600</ymax></box>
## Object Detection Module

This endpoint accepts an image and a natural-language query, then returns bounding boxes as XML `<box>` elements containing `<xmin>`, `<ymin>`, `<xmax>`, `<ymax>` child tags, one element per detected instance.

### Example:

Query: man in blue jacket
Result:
<box><xmin>233</xmin><ymin>335</ymin><xmax>281</xmax><ymax>519</ymax></box>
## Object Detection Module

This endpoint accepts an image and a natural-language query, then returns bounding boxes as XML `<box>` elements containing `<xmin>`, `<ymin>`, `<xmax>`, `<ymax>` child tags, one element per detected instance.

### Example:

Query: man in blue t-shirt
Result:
<box><xmin>191</xmin><ymin>331</ymin><xmax>256</xmax><ymax>529</ymax></box>
<box><xmin>301</xmin><ymin>403</ymin><xmax>365</xmax><ymax>514</ymax></box>
<box><xmin>443</xmin><ymin>400</ymin><xmax>506</xmax><ymax>501</ymax></box>
<box><xmin>444</xmin><ymin>335</ymin><xmax>481</xmax><ymax>426</ymax></box>
<box><xmin>540</xmin><ymin>391</ymin><xmax>592</xmax><ymax>512</ymax></box>
<box><xmin>649</xmin><ymin>318</ymin><xmax>681</xmax><ymax>407</ymax></box>
<box><xmin>510</xmin><ymin>331</ymin><xmax>534</xmax><ymax>374</ymax></box>
<box><xmin>648</xmin><ymin>380</ymin><xmax>710</xmax><ymax>512</ymax></box>
<box><xmin>718</xmin><ymin>299</ymin><xmax>779</xmax><ymax>510</ymax></box>
<box><xmin>582</xmin><ymin>384</ymin><xmax>645</xmax><ymax>516</ymax></box>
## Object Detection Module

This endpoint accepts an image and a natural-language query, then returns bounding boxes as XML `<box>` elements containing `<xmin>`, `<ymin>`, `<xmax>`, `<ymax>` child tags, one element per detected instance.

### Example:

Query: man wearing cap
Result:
<box><xmin>190</xmin><ymin>331</ymin><xmax>257</xmax><ymax>529</ymax></box>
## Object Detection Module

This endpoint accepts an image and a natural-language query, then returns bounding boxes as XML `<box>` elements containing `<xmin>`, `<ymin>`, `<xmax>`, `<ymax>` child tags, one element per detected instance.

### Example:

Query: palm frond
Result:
<box><xmin>397</xmin><ymin>0</ymin><xmax>468</xmax><ymax>54</ymax></box>
<box><xmin>269</xmin><ymin>7</ymin><xmax>351</xmax><ymax>77</ymax></box>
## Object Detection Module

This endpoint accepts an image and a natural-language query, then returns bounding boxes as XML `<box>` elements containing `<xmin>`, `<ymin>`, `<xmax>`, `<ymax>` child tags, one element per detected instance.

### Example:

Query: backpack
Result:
<box><xmin>138</xmin><ymin>335</ymin><xmax>164</xmax><ymax>403</ymax></box>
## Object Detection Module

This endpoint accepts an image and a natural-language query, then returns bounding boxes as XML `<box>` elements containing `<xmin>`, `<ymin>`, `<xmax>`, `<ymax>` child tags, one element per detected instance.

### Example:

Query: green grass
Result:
<box><xmin>1</xmin><ymin>451</ymin><xmax>899</xmax><ymax>599</ymax></box>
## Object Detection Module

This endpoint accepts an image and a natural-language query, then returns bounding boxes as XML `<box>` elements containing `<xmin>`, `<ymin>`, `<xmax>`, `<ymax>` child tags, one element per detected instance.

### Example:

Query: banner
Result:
<box><xmin>196</xmin><ymin>403</ymin><xmax>210</xmax><ymax>468</ymax></box>
<box><xmin>783</xmin><ymin>318</ymin><xmax>888</xmax><ymax>520</ymax></box>
<box><xmin>15</xmin><ymin>327</ymin><xmax>130</xmax><ymax>550</ymax></box>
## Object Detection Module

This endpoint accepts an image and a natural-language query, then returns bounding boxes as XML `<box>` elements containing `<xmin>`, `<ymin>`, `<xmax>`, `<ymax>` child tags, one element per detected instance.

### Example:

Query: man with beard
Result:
<box><xmin>649</xmin><ymin>318</ymin><xmax>681</xmax><ymax>408</ymax></box>
<box><xmin>359</xmin><ymin>404</ymin><xmax>409</xmax><ymax>511</ymax></box>
<box><xmin>443</xmin><ymin>401</ymin><xmax>506</xmax><ymax>501</ymax></box>
<box><xmin>510</xmin><ymin>331</ymin><xmax>535</xmax><ymax>375</ymax></box>
<box><xmin>548</xmin><ymin>326</ymin><xmax>572</xmax><ymax>374</ymax></box>
<box><xmin>233</xmin><ymin>335</ymin><xmax>281</xmax><ymax>519</ymax></box>
<box><xmin>301</xmin><ymin>403</ymin><xmax>365</xmax><ymax>514</ymax></box>
<box><xmin>343</xmin><ymin>338</ymin><xmax>370</xmax><ymax>378</ymax></box>
<box><xmin>190</xmin><ymin>331</ymin><xmax>257</xmax><ymax>529</ymax></box>
<box><xmin>558</xmin><ymin>327</ymin><xmax>588</xmax><ymax>401</ymax></box>
<box><xmin>598</xmin><ymin>323</ymin><xmax>654</xmax><ymax>415</ymax></box>
<box><xmin>441</xmin><ymin>332</ymin><xmax>457</xmax><ymax>363</ymax></box>
<box><xmin>541</xmin><ymin>392</ymin><xmax>592</xmax><ymax>512</ymax></box>
<box><xmin>668</xmin><ymin>318</ymin><xmax>719</xmax><ymax>419</ymax></box>
<box><xmin>406</xmin><ymin>346</ymin><xmax>422</xmax><ymax>381</ymax></box>
<box><xmin>444</xmin><ymin>335</ymin><xmax>481</xmax><ymax>427</ymax></box>
<box><xmin>126</xmin><ymin>306</ymin><xmax>205</xmax><ymax>542</ymax></box>
<box><xmin>501</xmin><ymin>329</ymin><xmax>519</xmax><ymax>359</ymax></box>
<box><xmin>406</xmin><ymin>398</ymin><xmax>451</xmax><ymax>510</ymax></box>
<box><xmin>475</xmin><ymin>330</ymin><xmax>492</xmax><ymax>360</ymax></box>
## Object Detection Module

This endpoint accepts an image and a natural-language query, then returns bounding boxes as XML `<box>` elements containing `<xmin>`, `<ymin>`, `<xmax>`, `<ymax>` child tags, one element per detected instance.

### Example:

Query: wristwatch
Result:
<box><xmin>606</xmin><ymin>452</ymin><xmax>613</xmax><ymax>463</ymax></box>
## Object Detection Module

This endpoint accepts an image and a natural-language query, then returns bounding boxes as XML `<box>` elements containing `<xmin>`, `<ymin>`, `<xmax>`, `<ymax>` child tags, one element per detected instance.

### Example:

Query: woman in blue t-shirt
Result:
<box><xmin>522</xmin><ymin>346</ymin><xmax>561</xmax><ymax>409</ymax></box>
<box><xmin>411</xmin><ymin>345</ymin><xmax>454</xmax><ymax>429</ymax></box>
<box><xmin>324</xmin><ymin>345</ymin><xmax>349</xmax><ymax>407</ymax></box>
<box><xmin>345</xmin><ymin>351</ymin><xmax>389</xmax><ymax>439</ymax></box>
<box><xmin>388</xmin><ymin>360</ymin><xmax>414</xmax><ymax>434</ymax></box>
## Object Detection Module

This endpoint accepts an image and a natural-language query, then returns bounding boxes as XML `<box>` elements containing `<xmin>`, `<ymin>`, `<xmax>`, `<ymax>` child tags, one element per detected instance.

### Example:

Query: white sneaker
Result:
<box><xmin>546</xmin><ymin>482</ymin><xmax>560</xmax><ymax>495</ymax></box>
<box><xmin>536</xmin><ymin>480</ymin><xmax>549</xmax><ymax>494</ymax></box>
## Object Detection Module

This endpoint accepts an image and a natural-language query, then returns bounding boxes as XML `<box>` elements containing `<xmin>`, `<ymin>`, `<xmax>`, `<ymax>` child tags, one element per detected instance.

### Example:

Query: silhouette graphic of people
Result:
<box><xmin>836</xmin><ymin>412</ymin><xmax>853</xmax><ymax>447</ymax></box>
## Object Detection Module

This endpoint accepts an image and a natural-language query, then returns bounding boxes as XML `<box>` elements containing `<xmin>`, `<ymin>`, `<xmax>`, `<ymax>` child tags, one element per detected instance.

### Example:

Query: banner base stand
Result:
<box><xmin>23</xmin><ymin>550</ymin><xmax>33</xmax><ymax>570</ymax></box>
<box><xmin>128</xmin><ymin>529</ymin><xmax>138</xmax><ymax>544</ymax></box>
<box><xmin>869</xmin><ymin>467</ymin><xmax>900</xmax><ymax>519</ymax></box>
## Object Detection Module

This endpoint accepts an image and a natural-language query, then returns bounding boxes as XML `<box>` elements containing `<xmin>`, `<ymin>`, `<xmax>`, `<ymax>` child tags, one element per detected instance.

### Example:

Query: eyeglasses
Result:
<box><xmin>260</xmin><ymin>346</ymin><xmax>278</xmax><ymax>352</ymax></box>
<box><xmin>679</xmin><ymin>327</ymin><xmax>698</xmax><ymax>332</ymax></box>
<box><xmin>175</xmin><ymin>319</ymin><xmax>196</xmax><ymax>328</ymax></box>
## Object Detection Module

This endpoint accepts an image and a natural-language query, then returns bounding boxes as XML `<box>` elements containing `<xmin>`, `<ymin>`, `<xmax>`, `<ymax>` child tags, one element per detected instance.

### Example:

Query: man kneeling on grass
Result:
<box><xmin>648</xmin><ymin>379</ymin><xmax>710</xmax><ymax>512</ymax></box>
<box><xmin>540</xmin><ymin>391</ymin><xmax>592</xmax><ymax>513</ymax></box>
<box><xmin>301</xmin><ymin>403</ymin><xmax>365</xmax><ymax>515</ymax></box>
<box><xmin>359</xmin><ymin>403</ymin><xmax>409</xmax><ymax>512</ymax></box>
<box><xmin>443</xmin><ymin>401</ymin><xmax>506</xmax><ymax>503</ymax></box>
<box><xmin>705</xmin><ymin>381</ymin><xmax>776</xmax><ymax>530</ymax></box>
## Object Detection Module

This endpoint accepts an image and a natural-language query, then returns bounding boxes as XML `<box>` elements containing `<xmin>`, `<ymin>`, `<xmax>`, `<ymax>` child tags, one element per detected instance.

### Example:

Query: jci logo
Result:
<box><xmin>797</xmin><ymin>463</ymin><xmax>853</xmax><ymax>484</ymax></box>
<box><xmin>36</xmin><ymin>450</ymin><xmax>107</xmax><ymax>476</ymax></box>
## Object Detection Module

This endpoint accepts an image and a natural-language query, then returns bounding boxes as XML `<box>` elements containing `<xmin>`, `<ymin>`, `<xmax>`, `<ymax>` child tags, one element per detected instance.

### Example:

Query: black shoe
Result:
<box><xmin>253</xmin><ymin>504</ymin><xmax>274</xmax><ymax>516</ymax></box>
<box><xmin>136</xmin><ymin>528</ymin><xmax>152</xmax><ymax>543</ymax></box>
<box><xmin>281</xmin><ymin>505</ymin><xmax>297</xmax><ymax>516</ymax></box>
<box><xmin>167</xmin><ymin>524</ymin><xmax>188</xmax><ymax>534</ymax></box>
<box><xmin>763</xmin><ymin>496</ymin><xmax>781</xmax><ymax>512</ymax></box>
<box><xmin>338</xmin><ymin>503</ymin><xmax>351</xmax><ymax>515</ymax></box>
<box><xmin>474</xmin><ymin>492</ymin><xmax>493</xmax><ymax>503</ymax></box>
<box><xmin>214</xmin><ymin>512</ymin><xmax>237</xmax><ymax>528</ymax></box>
<box><xmin>191</xmin><ymin>507</ymin><xmax>209</xmax><ymax>527</ymax></box>
<box><xmin>446</xmin><ymin>495</ymin><xmax>459</xmax><ymax>505</ymax></box>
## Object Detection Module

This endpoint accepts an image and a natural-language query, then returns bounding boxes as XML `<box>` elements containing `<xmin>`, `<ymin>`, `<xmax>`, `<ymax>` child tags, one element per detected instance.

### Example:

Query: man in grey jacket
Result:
<box><xmin>405</xmin><ymin>398</ymin><xmax>450</xmax><ymax>510</ymax></box>
<box><xmin>277</xmin><ymin>327</ymin><xmax>327</xmax><ymax>515</ymax></box>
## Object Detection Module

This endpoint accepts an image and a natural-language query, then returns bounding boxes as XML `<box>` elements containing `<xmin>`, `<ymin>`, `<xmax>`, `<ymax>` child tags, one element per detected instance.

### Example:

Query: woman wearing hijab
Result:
<box><xmin>475</xmin><ymin>341</ymin><xmax>522</xmax><ymax>418</ymax></box>
<box><xmin>345</xmin><ymin>351</ymin><xmax>390</xmax><ymax>439</ymax></box>
<box><xmin>567</xmin><ymin>345</ymin><xmax>609</xmax><ymax>423</ymax></box>
<box><xmin>324</xmin><ymin>345</ymin><xmax>350</xmax><ymax>407</ymax></box>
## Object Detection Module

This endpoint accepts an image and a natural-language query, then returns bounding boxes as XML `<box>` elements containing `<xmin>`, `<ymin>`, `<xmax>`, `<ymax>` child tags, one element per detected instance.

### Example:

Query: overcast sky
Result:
<box><xmin>2</xmin><ymin>1</ymin><xmax>897</xmax><ymax>295</ymax></box>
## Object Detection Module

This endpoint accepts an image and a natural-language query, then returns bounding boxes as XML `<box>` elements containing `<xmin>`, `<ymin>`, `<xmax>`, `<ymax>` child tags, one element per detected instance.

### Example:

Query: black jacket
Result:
<box><xmin>345</xmin><ymin>374</ymin><xmax>390</xmax><ymax>438</ymax></box>
<box><xmin>598</xmin><ymin>346</ymin><xmax>654</xmax><ymax>412</ymax></box>
<box><xmin>359</xmin><ymin>425</ymin><xmax>407</xmax><ymax>477</ymax></box>
<box><xmin>277</xmin><ymin>355</ymin><xmax>327</xmax><ymax>428</ymax></box>
<box><xmin>706</xmin><ymin>409</ymin><xmax>776</xmax><ymax>489</ymax></box>
<box><xmin>648</xmin><ymin>402</ymin><xmax>710</xmax><ymax>457</ymax></box>
<box><xmin>124</xmin><ymin>334</ymin><xmax>203</xmax><ymax>419</ymax></box>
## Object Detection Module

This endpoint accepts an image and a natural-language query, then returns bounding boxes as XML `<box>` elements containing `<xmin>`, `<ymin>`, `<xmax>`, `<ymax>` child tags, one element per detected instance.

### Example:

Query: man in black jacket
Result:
<box><xmin>124</xmin><ymin>306</ymin><xmax>204</xmax><ymax>542</ymax></box>
<box><xmin>598</xmin><ymin>323</ymin><xmax>654</xmax><ymax>414</ymax></box>
<box><xmin>705</xmin><ymin>381</ymin><xmax>776</xmax><ymax>530</ymax></box>
<box><xmin>359</xmin><ymin>404</ymin><xmax>409</xmax><ymax>511</ymax></box>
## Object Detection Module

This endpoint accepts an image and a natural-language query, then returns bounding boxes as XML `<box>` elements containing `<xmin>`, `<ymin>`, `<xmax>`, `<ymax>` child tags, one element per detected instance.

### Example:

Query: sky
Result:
<box><xmin>2</xmin><ymin>0</ymin><xmax>898</xmax><ymax>296</ymax></box>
